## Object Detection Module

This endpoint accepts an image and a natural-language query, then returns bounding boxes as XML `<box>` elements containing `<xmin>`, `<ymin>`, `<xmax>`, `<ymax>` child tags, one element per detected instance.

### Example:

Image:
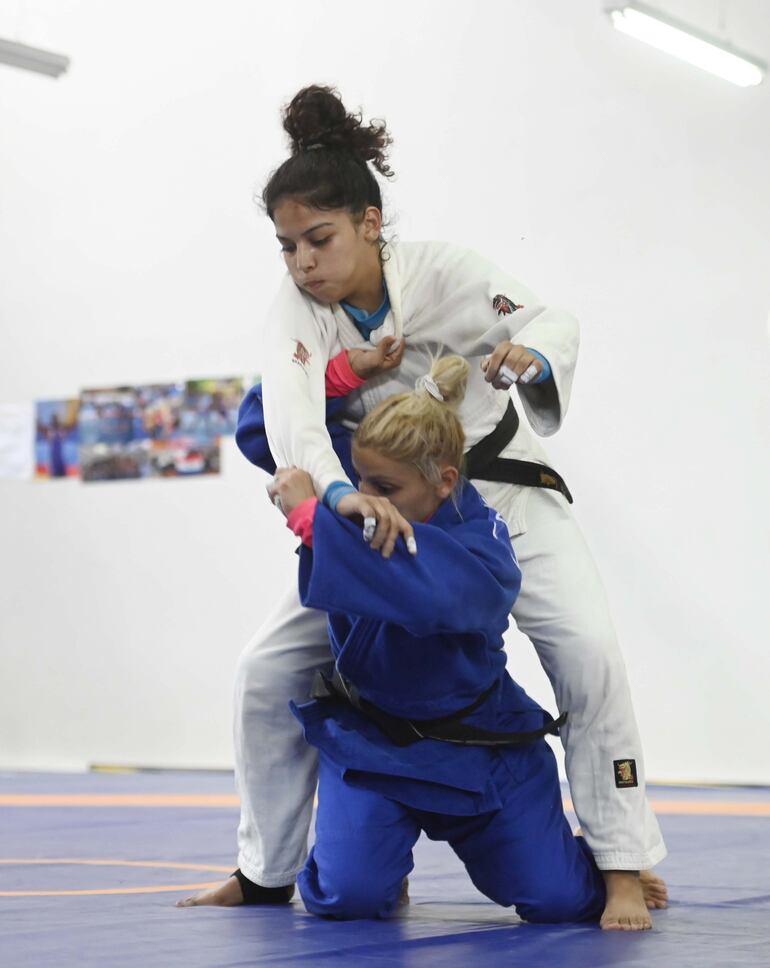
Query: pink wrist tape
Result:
<box><xmin>325</xmin><ymin>351</ymin><xmax>366</xmax><ymax>398</ymax></box>
<box><xmin>286</xmin><ymin>497</ymin><xmax>319</xmax><ymax>547</ymax></box>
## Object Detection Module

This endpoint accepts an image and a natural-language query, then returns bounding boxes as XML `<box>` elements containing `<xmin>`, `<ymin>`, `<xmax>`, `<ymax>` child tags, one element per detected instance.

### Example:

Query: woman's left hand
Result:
<box><xmin>347</xmin><ymin>336</ymin><xmax>406</xmax><ymax>380</ymax></box>
<box><xmin>481</xmin><ymin>341</ymin><xmax>542</xmax><ymax>389</ymax></box>
<box><xmin>267</xmin><ymin>467</ymin><xmax>316</xmax><ymax>517</ymax></box>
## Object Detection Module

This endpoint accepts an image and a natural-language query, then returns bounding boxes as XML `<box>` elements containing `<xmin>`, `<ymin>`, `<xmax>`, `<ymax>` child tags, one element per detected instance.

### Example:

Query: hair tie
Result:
<box><xmin>415</xmin><ymin>373</ymin><xmax>444</xmax><ymax>402</ymax></box>
<box><xmin>304</xmin><ymin>142</ymin><xmax>325</xmax><ymax>151</ymax></box>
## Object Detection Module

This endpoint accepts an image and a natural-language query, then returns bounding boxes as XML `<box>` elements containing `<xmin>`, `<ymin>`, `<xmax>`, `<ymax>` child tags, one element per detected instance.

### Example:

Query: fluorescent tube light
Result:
<box><xmin>606</xmin><ymin>3</ymin><xmax>766</xmax><ymax>87</ymax></box>
<box><xmin>0</xmin><ymin>37</ymin><xmax>70</xmax><ymax>78</ymax></box>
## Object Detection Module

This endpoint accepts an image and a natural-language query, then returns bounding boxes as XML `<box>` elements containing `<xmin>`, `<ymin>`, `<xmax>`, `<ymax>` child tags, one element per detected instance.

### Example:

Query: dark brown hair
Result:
<box><xmin>262</xmin><ymin>85</ymin><xmax>394</xmax><ymax>220</ymax></box>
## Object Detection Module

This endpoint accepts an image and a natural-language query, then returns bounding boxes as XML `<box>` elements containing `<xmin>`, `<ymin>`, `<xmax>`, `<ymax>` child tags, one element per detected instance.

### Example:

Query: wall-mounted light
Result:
<box><xmin>606</xmin><ymin>2</ymin><xmax>766</xmax><ymax>87</ymax></box>
<box><xmin>0</xmin><ymin>37</ymin><xmax>70</xmax><ymax>78</ymax></box>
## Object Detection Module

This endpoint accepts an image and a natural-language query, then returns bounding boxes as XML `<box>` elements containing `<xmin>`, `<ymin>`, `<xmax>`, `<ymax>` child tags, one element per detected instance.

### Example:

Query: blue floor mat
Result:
<box><xmin>1</xmin><ymin>772</ymin><xmax>768</xmax><ymax>967</ymax></box>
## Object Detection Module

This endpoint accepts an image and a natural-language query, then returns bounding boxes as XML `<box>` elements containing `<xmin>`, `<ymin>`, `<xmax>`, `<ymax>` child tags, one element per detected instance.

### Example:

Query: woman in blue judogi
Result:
<box><xmin>268</xmin><ymin>355</ymin><xmax>606</xmax><ymax>921</ymax></box>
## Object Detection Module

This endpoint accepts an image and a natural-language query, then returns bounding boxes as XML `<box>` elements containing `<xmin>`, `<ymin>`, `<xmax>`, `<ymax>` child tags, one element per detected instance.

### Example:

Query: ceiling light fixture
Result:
<box><xmin>0</xmin><ymin>37</ymin><xmax>70</xmax><ymax>78</ymax></box>
<box><xmin>606</xmin><ymin>2</ymin><xmax>766</xmax><ymax>87</ymax></box>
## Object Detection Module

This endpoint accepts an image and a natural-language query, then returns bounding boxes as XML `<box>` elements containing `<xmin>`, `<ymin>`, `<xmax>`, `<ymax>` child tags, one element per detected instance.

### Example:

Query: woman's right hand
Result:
<box><xmin>481</xmin><ymin>341</ymin><xmax>542</xmax><ymax>388</ymax></box>
<box><xmin>347</xmin><ymin>336</ymin><xmax>405</xmax><ymax>381</ymax></box>
<box><xmin>267</xmin><ymin>466</ymin><xmax>315</xmax><ymax>518</ymax></box>
<box><xmin>335</xmin><ymin>490</ymin><xmax>417</xmax><ymax>559</ymax></box>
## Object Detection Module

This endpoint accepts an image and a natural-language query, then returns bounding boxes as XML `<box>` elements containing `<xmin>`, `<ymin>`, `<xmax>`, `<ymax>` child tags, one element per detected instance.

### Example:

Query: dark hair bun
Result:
<box><xmin>283</xmin><ymin>85</ymin><xmax>393</xmax><ymax>177</ymax></box>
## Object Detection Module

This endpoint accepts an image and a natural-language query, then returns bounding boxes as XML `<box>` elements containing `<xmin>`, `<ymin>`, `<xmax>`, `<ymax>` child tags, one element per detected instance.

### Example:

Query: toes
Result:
<box><xmin>646</xmin><ymin>893</ymin><xmax>668</xmax><ymax>907</ymax></box>
<box><xmin>608</xmin><ymin>918</ymin><xmax>651</xmax><ymax>932</ymax></box>
<box><xmin>601</xmin><ymin>913</ymin><xmax>654</xmax><ymax>931</ymax></box>
<box><xmin>601</xmin><ymin>918</ymin><xmax>630</xmax><ymax>931</ymax></box>
<box><xmin>647</xmin><ymin>896</ymin><xmax>668</xmax><ymax>909</ymax></box>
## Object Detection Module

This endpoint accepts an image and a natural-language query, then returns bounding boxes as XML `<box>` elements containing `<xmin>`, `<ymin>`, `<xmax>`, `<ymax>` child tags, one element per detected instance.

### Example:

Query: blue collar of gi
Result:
<box><xmin>340</xmin><ymin>285</ymin><xmax>391</xmax><ymax>341</ymax></box>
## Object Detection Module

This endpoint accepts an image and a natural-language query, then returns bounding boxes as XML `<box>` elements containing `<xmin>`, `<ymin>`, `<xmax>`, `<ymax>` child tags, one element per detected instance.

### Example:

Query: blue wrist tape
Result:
<box><xmin>323</xmin><ymin>480</ymin><xmax>357</xmax><ymax>511</ymax></box>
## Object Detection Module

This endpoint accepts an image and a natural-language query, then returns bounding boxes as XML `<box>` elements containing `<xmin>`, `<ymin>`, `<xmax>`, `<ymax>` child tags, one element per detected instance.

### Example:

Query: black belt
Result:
<box><xmin>311</xmin><ymin>668</ymin><xmax>566</xmax><ymax>749</ymax></box>
<box><xmin>463</xmin><ymin>400</ymin><xmax>573</xmax><ymax>504</ymax></box>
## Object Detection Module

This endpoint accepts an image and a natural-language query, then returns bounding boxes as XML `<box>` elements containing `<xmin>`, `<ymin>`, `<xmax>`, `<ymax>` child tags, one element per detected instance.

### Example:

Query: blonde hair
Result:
<box><xmin>353</xmin><ymin>354</ymin><xmax>470</xmax><ymax>488</ymax></box>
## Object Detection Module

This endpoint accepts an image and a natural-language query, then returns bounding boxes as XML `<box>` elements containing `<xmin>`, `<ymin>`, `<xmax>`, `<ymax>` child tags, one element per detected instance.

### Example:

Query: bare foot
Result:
<box><xmin>640</xmin><ymin>868</ymin><xmax>668</xmax><ymax>909</ymax></box>
<box><xmin>177</xmin><ymin>875</ymin><xmax>295</xmax><ymax>907</ymax></box>
<box><xmin>600</xmin><ymin>871</ymin><xmax>653</xmax><ymax>931</ymax></box>
<box><xmin>176</xmin><ymin>875</ymin><xmax>244</xmax><ymax>907</ymax></box>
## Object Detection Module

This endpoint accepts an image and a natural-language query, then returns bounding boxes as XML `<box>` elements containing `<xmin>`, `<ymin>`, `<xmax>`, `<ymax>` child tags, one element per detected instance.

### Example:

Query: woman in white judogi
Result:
<box><xmin>180</xmin><ymin>85</ymin><xmax>667</xmax><ymax>930</ymax></box>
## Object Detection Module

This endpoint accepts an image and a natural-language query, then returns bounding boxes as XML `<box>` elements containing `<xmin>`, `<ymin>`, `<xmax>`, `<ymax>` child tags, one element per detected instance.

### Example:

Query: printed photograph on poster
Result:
<box><xmin>79</xmin><ymin>383</ymin><xmax>224</xmax><ymax>482</ymax></box>
<box><xmin>180</xmin><ymin>377</ymin><xmax>245</xmax><ymax>438</ymax></box>
<box><xmin>141</xmin><ymin>382</ymin><xmax>221</xmax><ymax>478</ymax></box>
<box><xmin>143</xmin><ymin>377</ymin><xmax>246</xmax><ymax>475</ymax></box>
<box><xmin>79</xmin><ymin>387</ymin><xmax>148</xmax><ymax>482</ymax></box>
<box><xmin>35</xmin><ymin>399</ymin><xmax>80</xmax><ymax>479</ymax></box>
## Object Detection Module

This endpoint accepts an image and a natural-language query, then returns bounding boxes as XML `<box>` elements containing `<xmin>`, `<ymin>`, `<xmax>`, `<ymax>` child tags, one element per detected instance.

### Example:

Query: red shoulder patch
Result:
<box><xmin>493</xmin><ymin>294</ymin><xmax>523</xmax><ymax>317</ymax></box>
<box><xmin>292</xmin><ymin>339</ymin><xmax>312</xmax><ymax>371</ymax></box>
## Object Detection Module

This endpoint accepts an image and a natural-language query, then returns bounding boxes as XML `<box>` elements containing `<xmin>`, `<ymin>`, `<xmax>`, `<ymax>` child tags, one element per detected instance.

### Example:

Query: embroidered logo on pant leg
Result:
<box><xmin>614</xmin><ymin>759</ymin><xmax>639</xmax><ymax>788</ymax></box>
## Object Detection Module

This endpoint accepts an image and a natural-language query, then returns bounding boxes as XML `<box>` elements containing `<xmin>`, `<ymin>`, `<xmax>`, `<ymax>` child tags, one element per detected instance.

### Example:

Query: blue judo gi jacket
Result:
<box><xmin>236</xmin><ymin>382</ymin><xmax>553</xmax><ymax>816</ymax></box>
<box><xmin>291</xmin><ymin>486</ymin><xmax>554</xmax><ymax>817</ymax></box>
<box><xmin>236</xmin><ymin>383</ymin><xmax>356</xmax><ymax>482</ymax></box>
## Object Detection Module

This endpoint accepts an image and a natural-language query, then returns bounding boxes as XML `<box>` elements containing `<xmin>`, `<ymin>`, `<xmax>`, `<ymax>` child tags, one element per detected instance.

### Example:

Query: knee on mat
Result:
<box><xmin>515</xmin><ymin>882</ymin><xmax>595</xmax><ymax>924</ymax></box>
<box><xmin>300</xmin><ymin>868</ymin><xmax>400</xmax><ymax>920</ymax></box>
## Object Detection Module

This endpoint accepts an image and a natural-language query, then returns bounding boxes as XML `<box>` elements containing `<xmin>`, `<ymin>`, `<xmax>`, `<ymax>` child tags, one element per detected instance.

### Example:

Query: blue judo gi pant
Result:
<box><xmin>298</xmin><ymin>738</ymin><xmax>606</xmax><ymax>922</ymax></box>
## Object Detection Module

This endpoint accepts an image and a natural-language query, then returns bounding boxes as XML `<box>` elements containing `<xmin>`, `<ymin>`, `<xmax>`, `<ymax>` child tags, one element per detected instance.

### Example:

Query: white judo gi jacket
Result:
<box><xmin>260</xmin><ymin>240</ymin><xmax>579</xmax><ymax>535</ymax></box>
<box><xmin>240</xmin><ymin>240</ymin><xmax>666</xmax><ymax>878</ymax></box>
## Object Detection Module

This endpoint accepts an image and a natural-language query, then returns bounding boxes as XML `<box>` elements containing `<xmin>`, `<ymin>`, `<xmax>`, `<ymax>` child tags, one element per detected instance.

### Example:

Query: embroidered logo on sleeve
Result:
<box><xmin>291</xmin><ymin>339</ymin><xmax>312</xmax><ymax>375</ymax></box>
<box><xmin>493</xmin><ymin>294</ymin><xmax>524</xmax><ymax>317</ymax></box>
<box><xmin>613</xmin><ymin>759</ymin><xmax>639</xmax><ymax>788</ymax></box>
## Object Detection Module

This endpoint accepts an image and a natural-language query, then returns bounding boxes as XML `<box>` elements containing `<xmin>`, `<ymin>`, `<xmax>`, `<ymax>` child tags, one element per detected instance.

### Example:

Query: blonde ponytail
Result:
<box><xmin>353</xmin><ymin>354</ymin><xmax>470</xmax><ymax>488</ymax></box>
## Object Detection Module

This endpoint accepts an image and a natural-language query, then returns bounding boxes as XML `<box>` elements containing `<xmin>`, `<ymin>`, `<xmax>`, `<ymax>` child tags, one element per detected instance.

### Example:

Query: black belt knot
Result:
<box><xmin>462</xmin><ymin>400</ymin><xmax>573</xmax><ymax>503</ymax></box>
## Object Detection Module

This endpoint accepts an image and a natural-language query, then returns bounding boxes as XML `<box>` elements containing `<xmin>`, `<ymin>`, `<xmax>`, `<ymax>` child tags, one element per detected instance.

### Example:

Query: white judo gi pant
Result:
<box><xmin>233</xmin><ymin>488</ymin><xmax>667</xmax><ymax>886</ymax></box>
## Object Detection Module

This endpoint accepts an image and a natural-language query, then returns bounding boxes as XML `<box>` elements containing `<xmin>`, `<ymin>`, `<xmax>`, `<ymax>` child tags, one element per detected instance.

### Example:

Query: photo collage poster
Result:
<box><xmin>0</xmin><ymin>375</ymin><xmax>257</xmax><ymax>483</ymax></box>
<box><xmin>78</xmin><ymin>377</ymin><xmax>245</xmax><ymax>482</ymax></box>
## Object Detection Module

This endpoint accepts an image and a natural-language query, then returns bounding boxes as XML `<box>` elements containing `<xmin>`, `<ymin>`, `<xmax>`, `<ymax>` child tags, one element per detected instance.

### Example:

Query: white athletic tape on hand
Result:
<box><xmin>406</xmin><ymin>536</ymin><xmax>417</xmax><ymax>556</ymax></box>
<box><xmin>272</xmin><ymin>494</ymin><xmax>283</xmax><ymax>512</ymax></box>
<box><xmin>497</xmin><ymin>365</ymin><xmax>518</xmax><ymax>388</ymax></box>
<box><xmin>363</xmin><ymin>517</ymin><xmax>377</xmax><ymax>542</ymax></box>
<box><xmin>519</xmin><ymin>363</ymin><xmax>538</xmax><ymax>385</ymax></box>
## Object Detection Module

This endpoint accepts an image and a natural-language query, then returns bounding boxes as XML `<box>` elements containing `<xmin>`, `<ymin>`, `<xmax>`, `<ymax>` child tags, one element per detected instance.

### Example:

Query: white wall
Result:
<box><xmin>1</xmin><ymin>0</ymin><xmax>768</xmax><ymax>782</ymax></box>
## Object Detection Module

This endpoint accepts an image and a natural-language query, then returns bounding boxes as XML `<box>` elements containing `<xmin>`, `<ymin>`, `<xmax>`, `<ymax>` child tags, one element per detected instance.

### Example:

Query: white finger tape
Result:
<box><xmin>519</xmin><ymin>363</ymin><xmax>538</xmax><ymax>385</ymax></box>
<box><xmin>363</xmin><ymin>516</ymin><xmax>377</xmax><ymax>542</ymax></box>
<box><xmin>498</xmin><ymin>365</ymin><xmax>518</xmax><ymax>388</ymax></box>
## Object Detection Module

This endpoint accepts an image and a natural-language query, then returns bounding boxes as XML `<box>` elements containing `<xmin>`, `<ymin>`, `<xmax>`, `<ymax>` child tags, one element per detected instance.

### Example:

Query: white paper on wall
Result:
<box><xmin>0</xmin><ymin>402</ymin><xmax>35</xmax><ymax>480</ymax></box>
